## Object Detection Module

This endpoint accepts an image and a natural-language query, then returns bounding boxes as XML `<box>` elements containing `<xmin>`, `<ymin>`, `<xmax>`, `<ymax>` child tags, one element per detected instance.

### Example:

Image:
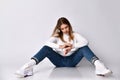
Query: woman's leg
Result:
<box><xmin>76</xmin><ymin>46</ymin><xmax>99</xmax><ymax>64</ymax></box>
<box><xmin>71</xmin><ymin>46</ymin><xmax>112</xmax><ymax>76</ymax></box>
<box><xmin>66</xmin><ymin>50</ymin><xmax>84</xmax><ymax>67</ymax></box>
<box><xmin>15</xmin><ymin>46</ymin><xmax>64</xmax><ymax>77</ymax></box>
<box><xmin>67</xmin><ymin>46</ymin><xmax>98</xmax><ymax>67</ymax></box>
<box><xmin>31</xmin><ymin>46</ymin><xmax>65</xmax><ymax>67</ymax></box>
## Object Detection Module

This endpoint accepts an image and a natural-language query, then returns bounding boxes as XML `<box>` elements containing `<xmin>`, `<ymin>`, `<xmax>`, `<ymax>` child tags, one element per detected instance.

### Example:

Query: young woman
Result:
<box><xmin>15</xmin><ymin>17</ymin><xmax>112</xmax><ymax>77</ymax></box>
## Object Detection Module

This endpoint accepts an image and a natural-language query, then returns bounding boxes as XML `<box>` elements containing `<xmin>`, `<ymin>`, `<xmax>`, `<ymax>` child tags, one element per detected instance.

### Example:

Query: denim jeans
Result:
<box><xmin>31</xmin><ymin>46</ymin><xmax>99</xmax><ymax>67</ymax></box>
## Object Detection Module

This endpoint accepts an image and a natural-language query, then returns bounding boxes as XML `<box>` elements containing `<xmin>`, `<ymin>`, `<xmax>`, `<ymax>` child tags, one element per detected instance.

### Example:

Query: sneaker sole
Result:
<box><xmin>96</xmin><ymin>70</ymin><xmax>112</xmax><ymax>76</ymax></box>
<box><xmin>14</xmin><ymin>72</ymin><xmax>25</xmax><ymax>78</ymax></box>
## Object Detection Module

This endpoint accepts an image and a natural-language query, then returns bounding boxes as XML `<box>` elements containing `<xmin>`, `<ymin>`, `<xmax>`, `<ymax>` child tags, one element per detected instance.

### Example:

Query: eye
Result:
<box><xmin>65</xmin><ymin>26</ymin><xmax>68</xmax><ymax>29</ymax></box>
<box><xmin>61</xmin><ymin>28</ymin><xmax>64</xmax><ymax>30</ymax></box>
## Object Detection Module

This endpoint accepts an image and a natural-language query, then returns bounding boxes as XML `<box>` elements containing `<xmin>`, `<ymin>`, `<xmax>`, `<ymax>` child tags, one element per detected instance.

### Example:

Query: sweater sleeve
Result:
<box><xmin>44</xmin><ymin>37</ymin><xmax>63</xmax><ymax>52</ymax></box>
<box><xmin>71</xmin><ymin>33</ymin><xmax>89</xmax><ymax>52</ymax></box>
<box><xmin>44</xmin><ymin>37</ymin><xmax>59</xmax><ymax>49</ymax></box>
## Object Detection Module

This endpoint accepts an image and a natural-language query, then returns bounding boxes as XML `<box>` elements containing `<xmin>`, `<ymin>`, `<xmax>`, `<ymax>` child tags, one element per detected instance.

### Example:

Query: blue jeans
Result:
<box><xmin>31</xmin><ymin>46</ymin><xmax>99</xmax><ymax>67</ymax></box>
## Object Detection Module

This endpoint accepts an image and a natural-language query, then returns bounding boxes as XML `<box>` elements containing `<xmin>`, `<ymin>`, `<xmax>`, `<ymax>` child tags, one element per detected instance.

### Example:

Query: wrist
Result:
<box><xmin>59</xmin><ymin>45</ymin><xmax>63</xmax><ymax>49</ymax></box>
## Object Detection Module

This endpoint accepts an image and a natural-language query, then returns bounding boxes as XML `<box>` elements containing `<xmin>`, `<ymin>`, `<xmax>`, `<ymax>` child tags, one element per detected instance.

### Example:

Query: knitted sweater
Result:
<box><xmin>44</xmin><ymin>32</ymin><xmax>88</xmax><ymax>56</ymax></box>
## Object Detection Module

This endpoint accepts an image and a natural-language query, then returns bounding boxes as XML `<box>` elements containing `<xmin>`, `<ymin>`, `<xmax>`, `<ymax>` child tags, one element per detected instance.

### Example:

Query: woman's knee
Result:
<box><xmin>42</xmin><ymin>45</ymin><xmax>53</xmax><ymax>51</ymax></box>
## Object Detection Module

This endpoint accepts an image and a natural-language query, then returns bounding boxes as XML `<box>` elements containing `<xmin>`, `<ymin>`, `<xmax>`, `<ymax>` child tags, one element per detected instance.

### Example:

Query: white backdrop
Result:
<box><xmin>0</xmin><ymin>0</ymin><xmax>120</xmax><ymax>71</ymax></box>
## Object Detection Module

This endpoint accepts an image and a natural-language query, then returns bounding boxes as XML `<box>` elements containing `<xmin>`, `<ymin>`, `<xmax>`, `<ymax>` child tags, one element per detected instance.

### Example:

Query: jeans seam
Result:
<box><xmin>91</xmin><ymin>56</ymin><xmax>99</xmax><ymax>64</ymax></box>
<box><xmin>31</xmin><ymin>57</ymin><xmax>39</xmax><ymax>64</ymax></box>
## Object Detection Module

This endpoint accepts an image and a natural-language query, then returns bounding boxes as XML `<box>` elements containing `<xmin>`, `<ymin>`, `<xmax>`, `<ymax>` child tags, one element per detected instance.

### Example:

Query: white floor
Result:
<box><xmin>1</xmin><ymin>59</ymin><xmax>119</xmax><ymax>80</ymax></box>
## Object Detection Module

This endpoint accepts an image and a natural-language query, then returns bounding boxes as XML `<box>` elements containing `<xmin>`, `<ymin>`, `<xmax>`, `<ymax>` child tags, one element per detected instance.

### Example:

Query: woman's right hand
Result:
<box><xmin>64</xmin><ymin>43</ymin><xmax>73</xmax><ymax>47</ymax></box>
<box><xmin>59</xmin><ymin>45</ymin><xmax>66</xmax><ymax>49</ymax></box>
<box><xmin>59</xmin><ymin>43</ymin><xmax>73</xmax><ymax>49</ymax></box>
<box><xmin>59</xmin><ymin>43</ymin><xmax>73</xmax><ymax>55</ymax></box>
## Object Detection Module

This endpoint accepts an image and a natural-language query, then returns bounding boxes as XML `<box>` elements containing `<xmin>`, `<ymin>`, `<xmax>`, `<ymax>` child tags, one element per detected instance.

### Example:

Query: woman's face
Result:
<box><xmin>60</xmin><ymin>24</ymin><xmax>70</xmax><ymax>34</ymax></box>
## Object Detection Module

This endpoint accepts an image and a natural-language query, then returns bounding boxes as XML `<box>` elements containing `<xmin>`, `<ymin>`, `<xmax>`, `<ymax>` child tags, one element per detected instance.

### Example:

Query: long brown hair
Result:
<box><xmin>52</xmin><ymin>17</ymin><xmax>74</xmax><ymax>42</ymax></box>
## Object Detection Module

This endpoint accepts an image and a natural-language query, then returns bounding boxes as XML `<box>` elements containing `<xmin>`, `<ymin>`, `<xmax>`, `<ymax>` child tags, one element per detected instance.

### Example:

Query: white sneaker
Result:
<box><xmin>94</xmin><ymin>60</ymin><xmax>112</xmax><ymax>76</ymax></box>
<box><xmin>15</xmin><ymin>59</ymin><xmax>36</xmax><ymax>78</ymax></box>
<box><xmin>15</xmin><ymin>67</ymin><xmax>33</xmax><ymax>78</ymax></box>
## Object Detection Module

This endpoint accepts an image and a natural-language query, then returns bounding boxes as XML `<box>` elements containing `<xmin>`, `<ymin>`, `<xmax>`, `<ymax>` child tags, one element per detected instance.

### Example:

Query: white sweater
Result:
<box><xmin>44</xmin><ymin>32</ymin><xmax>88</xmax><ymax>56</ymax></box>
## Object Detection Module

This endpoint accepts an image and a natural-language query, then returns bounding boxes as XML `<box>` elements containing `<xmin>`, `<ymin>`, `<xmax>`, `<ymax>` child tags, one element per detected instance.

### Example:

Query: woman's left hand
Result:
<box><xmin>63</xmin><ymin>46</ymin><xmax>72</xmax><ymax>55</ymax></box>
<box><xmin>64</xmin><ymin>43</ymin><xmax>73</xmax><ymax>47</ymax></box>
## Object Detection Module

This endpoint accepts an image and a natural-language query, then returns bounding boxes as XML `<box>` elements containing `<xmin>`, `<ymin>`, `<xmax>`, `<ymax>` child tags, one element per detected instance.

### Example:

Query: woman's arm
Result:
<box><xmin>44</xmin><ymin>37</ymin><xmax>72</xmax><ymax>53</ymax></box>
<box><xmin>71</xmin><ymin>33</ymin><xmax>89</xmax><ymax>51</ymax></box>
<box><xmin>44</xmin><ymin>37</ymin><xmax>60</xmax><ymax>49</ymax></box>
